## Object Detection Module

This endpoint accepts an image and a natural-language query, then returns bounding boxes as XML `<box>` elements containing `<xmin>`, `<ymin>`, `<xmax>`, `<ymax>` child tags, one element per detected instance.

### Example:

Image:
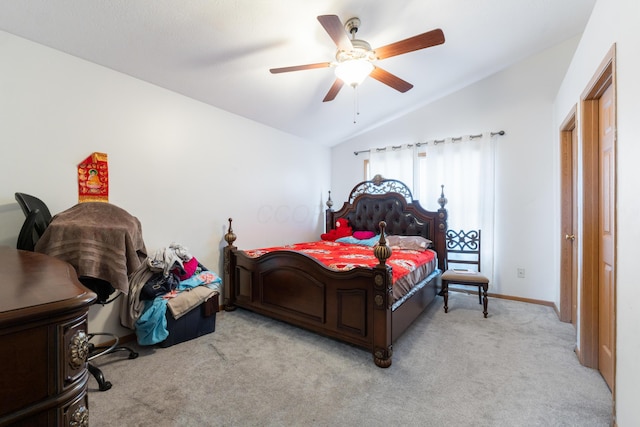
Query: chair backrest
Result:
<box><xmin>15</xmin><ymin>192</ymin><xmax>52</xmax><ymax>236</ymax></box>
<box><xmin>444</xmin><ymin>229</ymin><xmax>482</xmax><ymax>272</ymax></box>
<box><xmin>17</xmin><ymin>209</ymin><xmax>45</xmax><ymax>251</ymax></box>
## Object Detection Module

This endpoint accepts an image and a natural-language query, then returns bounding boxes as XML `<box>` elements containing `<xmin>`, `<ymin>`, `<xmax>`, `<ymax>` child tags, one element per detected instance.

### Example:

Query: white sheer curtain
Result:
<box><xmin>368</xmin><ymin>145</ymin><xmax>416</xmax><ymax>192</ymax></box>
<box><xmin>417</xmin><ymin>133</ymin><xmax>496</xmax><ymax>280</ymax></box>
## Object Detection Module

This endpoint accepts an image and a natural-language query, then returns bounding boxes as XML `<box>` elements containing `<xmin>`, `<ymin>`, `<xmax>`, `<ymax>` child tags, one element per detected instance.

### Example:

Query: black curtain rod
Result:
<box><xmin>353</xmin><ymin>130</ymin><xmax>505</xmax><ymax>156</ymax></box>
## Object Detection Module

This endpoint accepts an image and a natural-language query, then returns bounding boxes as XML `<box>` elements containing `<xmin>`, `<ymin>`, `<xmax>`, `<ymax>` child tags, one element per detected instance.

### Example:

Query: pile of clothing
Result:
<box><xmin>120</xmin><ymin>243</ymin><xmax>221</xmax><ymax>345</ymax></box>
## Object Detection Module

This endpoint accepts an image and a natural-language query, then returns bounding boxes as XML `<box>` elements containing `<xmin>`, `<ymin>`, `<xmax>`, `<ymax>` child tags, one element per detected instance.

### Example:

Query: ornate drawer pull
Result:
<box><xmin>70</xmin><ymin>404</ymin><xmax>89</xmax><ymax>427</ymax></box>
<box><xmin>69</xmin><ymin>330</ymin><xmax>89</xmax><ymax>369</ymax></box>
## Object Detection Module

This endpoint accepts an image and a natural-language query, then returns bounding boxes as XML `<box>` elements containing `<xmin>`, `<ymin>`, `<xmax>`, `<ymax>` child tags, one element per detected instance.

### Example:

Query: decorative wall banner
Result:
<box><xmin>78</xmin><ymin>152</ymin><xmax>109</xmax><ymax>203</ymax></box>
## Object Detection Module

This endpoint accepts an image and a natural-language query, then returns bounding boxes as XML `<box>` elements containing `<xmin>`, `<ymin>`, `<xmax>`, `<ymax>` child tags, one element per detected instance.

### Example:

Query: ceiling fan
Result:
<box><xmin>270</xmin><ymin>15</ymin><xmax>445</xmax><ymax>102</ymax></box>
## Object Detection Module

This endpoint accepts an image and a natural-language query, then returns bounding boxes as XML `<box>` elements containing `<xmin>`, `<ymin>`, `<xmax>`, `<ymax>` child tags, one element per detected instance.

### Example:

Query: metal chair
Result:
<box><xmin>441</xmin><ymin>229</ymin><xmax>489</xmax><ymax>318</ymax></box>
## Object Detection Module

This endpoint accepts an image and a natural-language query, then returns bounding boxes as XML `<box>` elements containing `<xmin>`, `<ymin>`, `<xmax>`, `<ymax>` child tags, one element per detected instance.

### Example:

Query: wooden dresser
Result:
<box><xmin>0</xmin><ymin>247</ymin><xmax>96</xmax><ymax>426</ymax></box>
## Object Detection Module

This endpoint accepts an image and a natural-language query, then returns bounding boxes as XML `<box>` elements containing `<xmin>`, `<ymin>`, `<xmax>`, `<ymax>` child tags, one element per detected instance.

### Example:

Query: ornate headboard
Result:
<box><xmin>326</xmin><ymin>176</ymin><xmax>448</xmax><ymax>269</ymax></box>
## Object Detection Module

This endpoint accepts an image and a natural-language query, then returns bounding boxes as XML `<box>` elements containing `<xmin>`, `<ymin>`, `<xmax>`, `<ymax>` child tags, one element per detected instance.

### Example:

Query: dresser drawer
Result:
<box><xmin>0</xmin><ymin>325</ymin><xmax>50</xmax><ymax>417</ymax></box>
<box><xmin>0</xmin><ymin>248</ymin><xmax>96</xmax><ymax>426</ymax></box>
<box><xmin>60</xmin><ymin>315</ymin><xmax>90</xmax><ymax>389</ymax></box>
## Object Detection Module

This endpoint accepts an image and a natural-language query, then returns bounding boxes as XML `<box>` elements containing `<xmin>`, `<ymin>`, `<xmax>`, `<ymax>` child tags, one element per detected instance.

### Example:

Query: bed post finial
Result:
<box><xmin>438</xmin><ymin>184</ymin><xmax>447</xmax><ymax>209</ymax></box>
<box><xmin>374</xmin><ymin>221</ymin><xmax>392</xmax><ymax>267</ymax></box>
<box><xmin>224</xmin><ymin>218</ymin><xmax>237</xmax><ymax>247</ymax></box>
<box><xmin>326</xmin><ymin>190</ymin><xmax>333</xmax><ymax>210</ymax></box>
<box><xmin>223</xmin><ymin>218</ymin><xmax>237</xmax><ymax>312</ymax></box>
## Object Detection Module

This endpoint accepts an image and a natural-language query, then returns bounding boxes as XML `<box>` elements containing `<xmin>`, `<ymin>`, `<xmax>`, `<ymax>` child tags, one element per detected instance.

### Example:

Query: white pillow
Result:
<box><xmin>386</xmin><ymin>235</ymin><xmax>432</xmax><ymax>251</ymax></box>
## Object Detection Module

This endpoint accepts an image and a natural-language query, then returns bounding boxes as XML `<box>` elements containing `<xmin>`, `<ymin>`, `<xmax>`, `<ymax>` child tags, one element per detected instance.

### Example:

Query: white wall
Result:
<box><xmin>332</xmin><ymin>36</ymin><xmax>579</xmax><ymax>303</ymax></box>
<box><xmin>554</xmin><ymin>0</ymin><xmax>639</xmax><ymax>424</ymax></box>
<box><xmin>0</xmin><ymin>30</ymin><xmax>330</xmax><ymax>339</ymax></box>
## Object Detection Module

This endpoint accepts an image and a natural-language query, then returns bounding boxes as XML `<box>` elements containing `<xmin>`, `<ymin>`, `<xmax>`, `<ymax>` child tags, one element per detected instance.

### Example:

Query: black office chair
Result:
<box><xmin>15</xmin><ymin>192</ymin><xmax>138</xmax><ymax>391</ymax></box>
<box><xmin>79</xmin><ymin>276</ymin><xmax>139</xmax><ymax>391</ymax></box>
<box><xmin>15</xmin><ymin>193</ymin><xmax>52</xmax><ymax>236</ymax></box>
<box><xmin>17</xmin><ymin>208</ymin><xmax>46</xmax><ymax>251</ymax></box>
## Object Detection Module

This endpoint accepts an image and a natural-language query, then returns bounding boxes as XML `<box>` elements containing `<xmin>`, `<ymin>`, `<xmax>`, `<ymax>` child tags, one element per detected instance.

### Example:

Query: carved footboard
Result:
<box><xmin>224</xmin><ymin>219</ymin><xmax>395</xmax><ymax>367</ymax></box>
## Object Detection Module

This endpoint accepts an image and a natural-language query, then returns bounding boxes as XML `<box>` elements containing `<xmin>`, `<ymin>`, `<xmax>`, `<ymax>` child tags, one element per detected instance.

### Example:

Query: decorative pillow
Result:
<box><xmin>335</xmin><ymin>235</ymin><xmax>380</xmax><ymax>247</ymax></box>
<box><xmin>386</xmin><ymin>235</ymin><xmax>432</xmax><ymax>251</ymax></box>
<box><xmin>353</xmin><ymin>230</ymin><xmax>375</xmax><ymax>240</ymax></box>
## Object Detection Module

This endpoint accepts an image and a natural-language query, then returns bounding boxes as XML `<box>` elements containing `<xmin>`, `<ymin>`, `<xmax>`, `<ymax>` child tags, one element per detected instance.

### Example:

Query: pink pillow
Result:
<box><xmin>353</xmin><ymin>231</ymin><xmax>375</xmax><ymax>240</ymax></box>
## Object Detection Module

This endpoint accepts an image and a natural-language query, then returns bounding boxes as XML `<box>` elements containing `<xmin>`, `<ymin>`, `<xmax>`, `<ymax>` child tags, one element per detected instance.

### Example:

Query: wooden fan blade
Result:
<box><xmin>317</xmin><ymin>15</ymin><xmax>353</xmax><ymax>51</ymax></box>
<box><xmin>370</xmin><ymin>67</ymin><xmax>413</xmax><ymax>93</ymax></box>
<box><xmin>323</xmin><ymin>79</ymin><xmax>345</xmax><ymax>102</ymax></box>
<box><xmin>374</xmin><ymin>28</ymin><xmax>445</xmax><ymax>60</ymax></box>
<box><xmin>270</xmin><ymin>62</ymin><xmax>332</xmax><ymax>74</ymax></box>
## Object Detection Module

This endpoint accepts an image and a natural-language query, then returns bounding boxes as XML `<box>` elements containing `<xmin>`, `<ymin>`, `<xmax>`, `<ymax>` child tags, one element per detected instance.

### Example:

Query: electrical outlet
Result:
<box><xmin>517</xmin><ymin>268</ymin><xmax>525</xmax><ymax>278</ymax></box>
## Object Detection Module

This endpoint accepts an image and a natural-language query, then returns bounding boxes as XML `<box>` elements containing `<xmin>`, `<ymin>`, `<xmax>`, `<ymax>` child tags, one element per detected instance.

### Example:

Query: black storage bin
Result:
<box><xmin>159</xmin><ymin>293</ymin><xmax>218</xmax><ymax>348</ymax></box>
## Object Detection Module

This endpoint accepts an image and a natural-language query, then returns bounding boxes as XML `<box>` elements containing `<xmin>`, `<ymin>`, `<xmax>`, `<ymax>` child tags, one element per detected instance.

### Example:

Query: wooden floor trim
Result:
<box><xmin>447</xmin><ymin>288</ymin><xmax>556</xmax><ymax>309</ymax></box>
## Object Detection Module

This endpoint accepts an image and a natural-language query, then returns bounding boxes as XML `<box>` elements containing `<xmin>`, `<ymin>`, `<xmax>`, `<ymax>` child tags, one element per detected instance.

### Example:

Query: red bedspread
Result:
<box><xmin>242</xmin><ymin>240</ymin><xmax>436</xmax><ymax>285</ymax></box>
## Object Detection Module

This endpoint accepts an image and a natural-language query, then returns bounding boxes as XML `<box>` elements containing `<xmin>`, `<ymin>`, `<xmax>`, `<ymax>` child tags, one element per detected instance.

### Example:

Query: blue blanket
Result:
<box><xmin>135</xmin><ymin>270</ymin><xmax>222</xmax><ymax>345</ymax></box>
<box><xmin>135</xmin><ymin>298</ymin><xmax>169</xmax><ymax>345</ymax></box>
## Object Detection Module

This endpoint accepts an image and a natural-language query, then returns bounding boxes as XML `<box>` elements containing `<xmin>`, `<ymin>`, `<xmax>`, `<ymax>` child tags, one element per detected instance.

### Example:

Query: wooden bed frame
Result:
<box><xmin>223</xmin><ymin>176</ymin><xmax>448</xmax><ymax>367</ymax></box>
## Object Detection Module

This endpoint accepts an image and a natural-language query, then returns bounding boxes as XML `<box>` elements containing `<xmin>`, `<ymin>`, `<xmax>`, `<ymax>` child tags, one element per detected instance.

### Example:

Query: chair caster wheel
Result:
<box><xmin>99</xmin><ymin>381</ymin><xmax>112</xmax><ymax>391</ymax></box>
<box><xmin>129</xmin><ymin>351</ymin><xmax>139</xmax><ymax>359</ymax></box>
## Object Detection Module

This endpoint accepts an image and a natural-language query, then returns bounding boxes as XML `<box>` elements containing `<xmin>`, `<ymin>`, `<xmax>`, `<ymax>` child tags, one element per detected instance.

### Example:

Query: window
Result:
<box><xmin>366</xmin><ymin>134</ymin><xmax>496</xmax><ymax>279</ymax></box>
<box><xmin>368</xmin><ymin>145</ymin><xmax>415</xmax><ymax>191</ymax></box>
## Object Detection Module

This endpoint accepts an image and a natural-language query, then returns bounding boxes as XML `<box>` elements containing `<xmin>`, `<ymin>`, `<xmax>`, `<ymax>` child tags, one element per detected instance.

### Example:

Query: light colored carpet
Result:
<box><xmin>88</xmin><ymin>292</ymin><xmax>612</xmax><ymax>426</ymax></box>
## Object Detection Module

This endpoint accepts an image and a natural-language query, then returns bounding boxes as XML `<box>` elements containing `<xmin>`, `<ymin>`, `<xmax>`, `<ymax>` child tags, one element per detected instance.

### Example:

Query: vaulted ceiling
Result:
<box><xmin>0</xmin><ymin>1</ymin><xmax>596</xmax><ymax>146</ymax></box>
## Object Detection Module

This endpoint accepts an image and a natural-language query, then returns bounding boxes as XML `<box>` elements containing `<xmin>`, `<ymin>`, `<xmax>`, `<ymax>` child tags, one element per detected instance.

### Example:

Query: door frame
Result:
<box><xmin>578</xmin><ymin>44</ymin><xmax>616</xmax><ymax>376</ymax></box>
<box><xmin>559</xmin><ymin>106</ymin><xmax>578</xmax><ymax>324</ymax></box>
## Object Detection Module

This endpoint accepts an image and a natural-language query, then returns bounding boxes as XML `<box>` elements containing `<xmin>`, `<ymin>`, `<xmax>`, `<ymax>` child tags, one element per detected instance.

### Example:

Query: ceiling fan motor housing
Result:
<box><xmin>336</xmin><ymin>39</ymin><xmax>374</xmax><ymax>62</ymax></box>
<box><xmin>336</xmin><ymin>17</ymin><xmax>375</xmax><ymax>63</ymax></box>
<box><xmin>344</xmin><ymin>17</ymin><xmax>361</xmax><ymax>35</ymax></box>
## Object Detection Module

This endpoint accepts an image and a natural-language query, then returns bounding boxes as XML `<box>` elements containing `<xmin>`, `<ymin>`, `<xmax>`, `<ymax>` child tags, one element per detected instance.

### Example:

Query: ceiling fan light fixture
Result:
<box><xmin>270</xmin><ymin>15</ymin><xmax>445</xmax><ymax>102</ymax></box>
<box><xmin>335</xmin><ymin>59</ymin><xmax>374</xmax><ymax>87</ymax></box>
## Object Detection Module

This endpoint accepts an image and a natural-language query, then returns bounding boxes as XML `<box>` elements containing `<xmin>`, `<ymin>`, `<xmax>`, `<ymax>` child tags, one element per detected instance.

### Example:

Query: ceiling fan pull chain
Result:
<box><xmin>353</xmin><ymin>86</ymin><xmax>358</xmax><ymax>123</ymax></box>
